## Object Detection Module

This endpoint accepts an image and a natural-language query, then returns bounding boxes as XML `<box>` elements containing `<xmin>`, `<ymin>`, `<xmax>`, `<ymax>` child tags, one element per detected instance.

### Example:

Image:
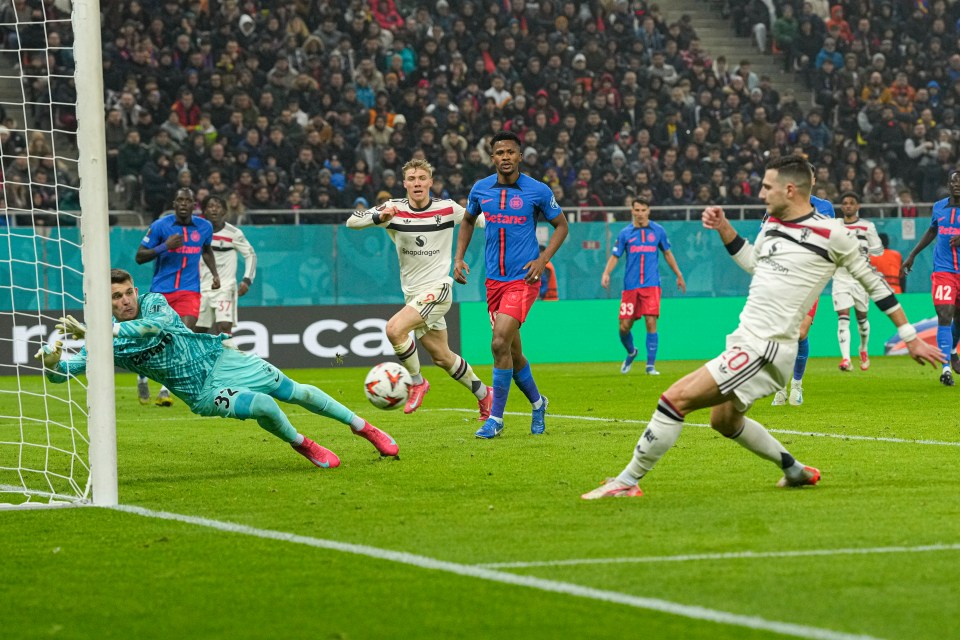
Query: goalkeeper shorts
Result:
<box><xmin>192</xmin><ymin>348</ymin><xmax>284</xmax><ymax>418</ymax></box>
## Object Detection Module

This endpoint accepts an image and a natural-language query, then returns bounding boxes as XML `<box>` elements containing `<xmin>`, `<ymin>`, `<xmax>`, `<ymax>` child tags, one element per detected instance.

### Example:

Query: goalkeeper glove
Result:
<box><xmin>56</xmin><ymin>315</ymin><xmax>86</xmax><ymax>339</ymax></box>
<box><xmin>34</xmin><ymin>341</ymin><xmax>63</xmax><ymax>369</ymax></box>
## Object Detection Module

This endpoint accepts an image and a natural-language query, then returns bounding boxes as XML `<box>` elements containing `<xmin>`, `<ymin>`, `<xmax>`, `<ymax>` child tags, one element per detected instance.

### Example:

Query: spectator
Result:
<box><xmin>870</xmin><ymin>233</ymin><xmax>904</xmax><ymax>293</ymax></box>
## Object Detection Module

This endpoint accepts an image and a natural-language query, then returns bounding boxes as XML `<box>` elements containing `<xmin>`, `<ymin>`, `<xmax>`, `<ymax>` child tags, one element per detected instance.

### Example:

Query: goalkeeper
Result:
<box><xmin>37</xmin><ymin>269</ymin><xmax>398</xmax><ymax>468</ymax></box>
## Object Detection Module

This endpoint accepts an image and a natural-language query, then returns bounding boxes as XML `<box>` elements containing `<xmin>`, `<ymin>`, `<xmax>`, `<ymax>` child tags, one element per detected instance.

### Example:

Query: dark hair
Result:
<box><xmin>111</xmin><ymin>268</ymin><xmax>133</xmax><ymax>285</ymax></box>
<box><xmin>490</xmin><ymin>130</ymin><xmax>522</xmax><ymax>149</ymax></box>
<box><xmin>765</xmin><ymin>155</ymin><xmax>813</xmax><ymax>194</ymax></box>
<box><xmin>839</xmin><ymin>191</ymin><xmax>860</xmax><ymax>202</ymax></box>
<box><xmin>202</xmin><ymin>195</ymin><xmax>226</xmax><ymax>211</ymax></box>
<box><xmin>630</xmin><ymin>195</ymin><xmax>651</xmax><ymax>207</ymax></box>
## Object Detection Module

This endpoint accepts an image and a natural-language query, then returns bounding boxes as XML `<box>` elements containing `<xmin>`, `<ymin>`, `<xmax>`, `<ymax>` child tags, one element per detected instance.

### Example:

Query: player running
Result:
<box><xmin>583</xmin><ymin>156</ymin><xmax>942</xmax><ymax>499</ymax></box>
<box><xmin>601</xmin><ymin>196</ymin><xmax>686</xmax><ymax>375</ymax></box>
<box><xmin>36</xmin><ymin>269</ymin><xmax>398</xmax><ymax>468</ymax></box>
<box><xmin>346</xmin><ymin>158</ymin><xmax>493</xmax><ymax>419</ymax></box>
<box><xmin>196</xmin><ymin>195</ymin><xmax>257</xmax><ymax>336</ymax></box>
<box><xmin>135</xmin><ymin>187</ymin><xmax>220</xmax><ymax>406</ymax></box>
<box><xmin>771</xmin><ymin>189</ymin><xmax>836</xmax><ymax>406</ymax></box>
<box><xmin>902</xmin><ymin>170</ymin><xmax>960</xmax><ymax>386</ymax></box>
<box><xmin>455</xmin><ymin>131</ymin><xmax>569</xmax><ymax>438</ymax></box>
<box><xmin>832</xmin><ymin>192</ymin><xmax>883</xmax><ymax>371</ymax></box>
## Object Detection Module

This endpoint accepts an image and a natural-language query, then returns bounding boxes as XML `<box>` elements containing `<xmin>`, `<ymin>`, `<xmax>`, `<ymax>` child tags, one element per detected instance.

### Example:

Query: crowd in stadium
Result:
<box><xmin>1</xmin><ymin>0</ymin><xmax>959</xmax><ymax>223</ymax></box>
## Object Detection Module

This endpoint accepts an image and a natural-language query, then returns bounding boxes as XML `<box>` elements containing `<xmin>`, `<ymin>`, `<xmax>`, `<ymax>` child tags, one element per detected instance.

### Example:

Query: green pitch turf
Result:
<box><xmin>2</xmin><ymin>358</ymin><xmax>959</xmax><ymax>639</ymax></box>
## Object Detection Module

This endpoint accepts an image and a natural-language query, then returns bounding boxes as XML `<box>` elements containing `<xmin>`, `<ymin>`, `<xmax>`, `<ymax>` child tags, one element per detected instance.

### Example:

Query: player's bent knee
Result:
<box><xmin>270</xmin><ymin>374</ymin><xmax>296</xmax><ymax>402</ymax></box>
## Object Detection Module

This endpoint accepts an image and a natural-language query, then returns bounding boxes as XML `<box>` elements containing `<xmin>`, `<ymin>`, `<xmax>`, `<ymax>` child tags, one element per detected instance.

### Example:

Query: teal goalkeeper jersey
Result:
<box><xmin>49</xmin><ymin>293</ymin><xmax>228</xmax><ymax>407</ymax></box>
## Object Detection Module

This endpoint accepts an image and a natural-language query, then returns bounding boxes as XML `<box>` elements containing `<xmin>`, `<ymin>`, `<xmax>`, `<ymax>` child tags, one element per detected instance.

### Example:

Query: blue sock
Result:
<box><xmin>512</xmin><ymin>362</ymin><xmax>542</xmax><ymax>404</ymax></box>
<box><xmin>793</xmin><ymin>338</ymin><xmax>809</xmax><ymax>381</ymax></box>
<box><xmin>937</xmin><ymin>324</ymin><xmax>953</xmax><ymax>365</ymax></box>
<box><xmin>646</xmin><ymin>332</ymin><xmax>659</xmax><ymax>367</ymax></box>
<box><xmin>619</xmin><ymin>330</ymin><xmax>635</xmax><ymax>355</ymax></box>
<box><xmin>491</xmin><ymin>367</ymin><xmax>512</xmax><ymax>420</ymax></box>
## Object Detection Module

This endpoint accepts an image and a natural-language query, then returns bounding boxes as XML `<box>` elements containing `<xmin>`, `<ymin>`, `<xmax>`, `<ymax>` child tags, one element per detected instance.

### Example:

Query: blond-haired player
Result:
<box><xmin>346</xmin><ymin>159</ymin><xmax>492</xmax><ymax>419</ymax></box>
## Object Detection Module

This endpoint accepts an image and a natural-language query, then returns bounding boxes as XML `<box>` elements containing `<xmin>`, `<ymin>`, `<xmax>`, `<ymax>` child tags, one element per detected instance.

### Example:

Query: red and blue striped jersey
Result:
<box><xmin>465</xmin><ymin>173</ymin><xmax>563</xmax><ymax>282</ymax></box>
<box><xmin>612</xmin><ymin>222</ymin><xmax>671</xmax><ymax>289</ymax></box>
<box><xmin>931</xmin><ymin>198</ymin><xmax>960</xmax><ymax>274</ymax></box>
<box><xmin>140</xmin><ymin>214</ymin><xmax>213</xmax><ymax>293</ymax></box>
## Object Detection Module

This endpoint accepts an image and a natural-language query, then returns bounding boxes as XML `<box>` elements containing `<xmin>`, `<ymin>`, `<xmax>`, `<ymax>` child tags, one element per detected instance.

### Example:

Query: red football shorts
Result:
<box><xmin>619</xmin><ymin>287</ymin><xmax>661</xmax><ymax>319</ymax></box>
<box><xmin>932</xmin><ymin>272</ymin><xmax>960</xmax><ymax>306</ymax></box>
<box><xmin>486</xmin><ymin>278</ymin><xmax>539</xmax><ymax>326</ymax></box>
<box><xmin>806</xmin><ymin>298</ymin><xmax>819</xmax><ymax>319</ymax></box>
<box><xmin>162</xmin><ymin>290</ymin><xmax>201</xmax><ymax>318</ymax></box>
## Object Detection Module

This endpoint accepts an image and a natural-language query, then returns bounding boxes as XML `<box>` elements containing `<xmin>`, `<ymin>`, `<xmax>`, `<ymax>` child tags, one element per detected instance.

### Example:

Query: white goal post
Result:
<box><xmin>0</xmin><ymin>0</ymin><xmax>116</xmax><ymax>507</ymax></box>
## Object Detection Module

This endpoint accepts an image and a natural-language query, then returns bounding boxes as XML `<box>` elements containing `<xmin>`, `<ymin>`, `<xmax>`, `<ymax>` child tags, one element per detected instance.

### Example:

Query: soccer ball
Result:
<box><xmin>363</xmin><ymin>362</ymin><xmax>412</xmax><ymax>410</ymax></box>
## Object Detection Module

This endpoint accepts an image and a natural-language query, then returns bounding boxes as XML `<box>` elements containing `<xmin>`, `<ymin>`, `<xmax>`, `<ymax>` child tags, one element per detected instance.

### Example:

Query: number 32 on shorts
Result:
<box><xmin>213</xmin><ymin>388</ymin><xmax>240</xmax><ymax>415</ymax></box>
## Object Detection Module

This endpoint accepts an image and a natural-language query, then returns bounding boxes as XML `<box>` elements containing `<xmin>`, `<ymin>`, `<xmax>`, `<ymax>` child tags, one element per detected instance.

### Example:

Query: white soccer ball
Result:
<box><xmin>363</xmin><ymin>362</ymin><xmax>412</xmax><ymax>410</ymax></box>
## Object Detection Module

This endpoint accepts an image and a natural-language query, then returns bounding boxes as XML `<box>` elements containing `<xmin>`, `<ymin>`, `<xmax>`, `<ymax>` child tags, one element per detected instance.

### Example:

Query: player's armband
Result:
<box><xmin>724</xmin><ymin>235</ymin><xmax>746</xmax><ymax>255</ymax></box>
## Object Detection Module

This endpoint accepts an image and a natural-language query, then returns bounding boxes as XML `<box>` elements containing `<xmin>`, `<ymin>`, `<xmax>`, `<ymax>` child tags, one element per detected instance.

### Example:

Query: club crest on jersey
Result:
<box><xmin>434</xmin><ymin>214</ymin><xmax>442</xmax><ymax>225</ymax></box>
<box><xmin>509</xmin><ymin>195</ymin><xmax>523</xmax><ymax>210</ymax></box>
<box><xmin>191</xmin><ymin>230</ymin><xmax>201</xmax><ymax>242</ymax></box>
<box><xmin>800</xmin><ymin>228</ymin><xmax>811</xmax><ymax>242</ymax></box>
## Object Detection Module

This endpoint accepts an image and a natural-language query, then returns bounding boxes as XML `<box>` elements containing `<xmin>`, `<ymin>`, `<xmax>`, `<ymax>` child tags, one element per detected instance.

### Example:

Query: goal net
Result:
<box><xmin>0</xmin><ymin>0</ymin><xmax>116</xmax><ymax>507</ymax></box>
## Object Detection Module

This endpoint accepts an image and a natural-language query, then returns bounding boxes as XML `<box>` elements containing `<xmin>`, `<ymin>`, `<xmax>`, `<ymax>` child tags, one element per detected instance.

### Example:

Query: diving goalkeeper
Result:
<box><xmin>36</xmin><ymin>268</ymin><xmax>398</xmax><ymax>468</ymax></box>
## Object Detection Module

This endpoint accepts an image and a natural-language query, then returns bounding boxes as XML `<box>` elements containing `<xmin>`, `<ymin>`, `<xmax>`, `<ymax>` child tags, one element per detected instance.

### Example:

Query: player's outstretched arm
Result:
<box><xmin>454</xmin><ymin>212</ymin><xmax>478</xmax><ymax>284</ymax></box>
<box><xmin>703</xmin><ymin>206</ymin><xmax>757</xmax><ymax>274</ymax></box>
<box><xmin>663</xmin><ymin>249</ymin><xmax>686</xmax><ymax>293</ymax></box>
<box><xmin>35</xmin><ymin>342</ymin><xmax>88</xmax><ymax>383</ymax></box>
<box><xmin>890</xmin><ymin>309</ymin><xmax>946</xmax><ymax>367</ymax></box>
<box><xmin>902</xmin><ymin>226</ymin><xmax>936</xmax><ymax>275</ymax></box>
<box><xmin>346</xmin><ymin>205</ymin><xmax>396</xmax><ymax>228</ymax></box>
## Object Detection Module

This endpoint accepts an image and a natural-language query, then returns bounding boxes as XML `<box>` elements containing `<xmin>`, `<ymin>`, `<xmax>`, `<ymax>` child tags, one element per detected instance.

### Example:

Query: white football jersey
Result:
<box><xmin>200</xmin><ymin>222</ymin><xmax>257</xmax><ymax>292</ymax></box>
<box><xmin>347</xmin><ymin>198</ymin><xmax>481</xmax><ymax>295</ymax></box>
<box><xmin>729</xmin><ymin>214</ymin><xmax>897</xmax><ymax>343</ymax></box>
<box><xmin>833</xmin><ymin>217</ymin><xmax>884</xmax><ymax>286</ymax></box>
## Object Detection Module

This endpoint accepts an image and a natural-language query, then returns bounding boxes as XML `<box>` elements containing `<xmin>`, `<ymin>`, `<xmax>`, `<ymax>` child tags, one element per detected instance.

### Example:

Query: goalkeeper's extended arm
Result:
<box><xmin>35</xmin><ymin>342</ymin><xmax>88</xmax><ymax>383</ymax></box>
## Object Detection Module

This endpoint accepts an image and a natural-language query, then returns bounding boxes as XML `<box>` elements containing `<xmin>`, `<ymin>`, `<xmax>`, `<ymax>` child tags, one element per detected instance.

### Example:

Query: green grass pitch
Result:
<box><xmin>2</xmin><ymin>358</ymin><xmax>959</xmax><ymax>639</ymax></box>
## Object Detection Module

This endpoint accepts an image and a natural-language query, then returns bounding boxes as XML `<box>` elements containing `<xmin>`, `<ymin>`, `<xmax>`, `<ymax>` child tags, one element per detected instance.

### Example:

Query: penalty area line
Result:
<box><xmin>477</xmin><ymin>543</ymin><xmax>960</xmax><ymax>569</ymax></box>
<box><xmin>112</xmin><ymin>504</ymin><xmax>881</xmax><ymax>640</ymax></box>
<box><xmin>427</xmin><ymin>409</ymin><xmax>960</xmax><ymax>448</ymax></box>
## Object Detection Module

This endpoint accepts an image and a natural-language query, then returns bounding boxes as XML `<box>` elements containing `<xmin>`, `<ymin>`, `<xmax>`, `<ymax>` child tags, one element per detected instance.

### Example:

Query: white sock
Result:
<box><xmin>160</xmin><ymin>385</ymin><xmax>169</xmax><ymax>394</ymax></box>
<box><xmin>350</xmin><ymin>415</ymin><xmax>366</xmax><ymax>432</ymax></box>
<box><xmin>138</xmin><ymin>375</ymin><xmax>148</xmax><ymax>384</ymax></box>
<box><xmin>532</xmin><ymin>397</ymin><xmax>543</xmax><ymax>410</ymax></box>
<box><xmin>292</xmin><ymin>433</ymin><xmax>305</xmax><ymax>446</ymax></box>
<box><xmin>728</xmin><ymin>417</ymin><xmax>803</xmax><ymax>476</ymax></box>
<box><xmin>445</xmin><ymin>355</ymin><xmax>486</xmax><ymax>399</ymax></box>
<box><xmin>857</xmin><ymin>317</ymin><xmax>870</xmax><ymax>353</ymax></box>
<box><xmin>393</xmin><ymin>335</ymin><xmax>423</xmax><ymax>384</ymax></box>
<box><xmin>616</xmin><ymin>396</ymin><xmax>684</xmax><ymax>484</ymax></box>
<box><xmin>837</xmin><ymin>315</ymin><xmax>851</xmax><ymax>361</ymax></box>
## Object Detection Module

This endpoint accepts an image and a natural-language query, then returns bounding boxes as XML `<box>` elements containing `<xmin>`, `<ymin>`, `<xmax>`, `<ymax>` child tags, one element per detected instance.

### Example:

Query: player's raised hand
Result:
<box><xmin>906</xmin><ymin>336</ymin><xmax>947</xmax><ymax>368</ymax></box>
<box><xmin>165</xmin><ymin>235</ymin><xmax>184</xmax><ymax>250</ymax></box>
<box><xmin>453</xmin><ymin>258</ymin><xmax>470</xmax><ymax>284</ymax></box>
<box><xmin>34</xmin><ymin>340</ymin><xmax>63</xmax><ymax>369</ymax></box>
<box><xmin>601</xmin><ymin>272</ymin><xmax>610</xmax><ymax>289</ymax></box>
<box><xmin>56</xmin><ymin>315</ymin><xmax>86</xmax><ymax>339</ymax></box>
<box><xmin>701</xmin><ymin>206</ymin><xmax>727</xmax><ymax>229</ymax></box>
<box><xmin>377</xmin><ymin>205</ymin><xmax>398</xmax><ymax>223</ymax></box>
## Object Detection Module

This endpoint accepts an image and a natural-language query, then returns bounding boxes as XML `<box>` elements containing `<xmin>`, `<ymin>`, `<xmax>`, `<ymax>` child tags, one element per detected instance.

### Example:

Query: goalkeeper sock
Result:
<box><xmin>393</xmin><ymin>335</ymin><xmax>423</xmax><ymax>384</ymax></box>
<box><xmin>646</xmin><ymin>332</ymin><xmax>659</xmax><ymax>367</ymax></box>
<box><xmin>857</xmin><ymin>316</ymin><xmax>870</xmax><ymax>353</ymax></box>
<box><xmin>837</xmin><ymin>314</ymin><xmax>851</xmax><ymax>361</ymax></box>
<box><xmin>235</xmin><ymin>392</ymin><xmax>297</xmax><ymax>443</ymax></box>
<box><xmin>617</xmin><ymin>395</ymin><xmax>684</xmax><ymax>484</ymax></box>
<box><xmin>446</xmin><ymin>354</ymin><xmax>486</xmax><ymax>399</ymax></box>
<box><xmin>728</xmin><ymin>417</ymin><xmax>801</xmax><ymax>474</ymax></box>
<box><xmin>273</xmin><ymin>378</ymin><xmax>360</xmax><ymax>430</ymax></box>
<box><xmin>793</xmin><ymin>338</ymin><xmax>809</xmax><ymax>382</ymax></box>
<box><xmin>512</xmin><ymin>362</ymin><xmax>542</xmax><ymax>405</ymax></box>
<box><xmin>619</xmin><ymin>330</ymin><xmax>635</xmax><ymax>355</ymax></box>
<box><xmin>490</xmin><ymin>367</ymin><xmax>512</xmax><ymax>422</ymax></box>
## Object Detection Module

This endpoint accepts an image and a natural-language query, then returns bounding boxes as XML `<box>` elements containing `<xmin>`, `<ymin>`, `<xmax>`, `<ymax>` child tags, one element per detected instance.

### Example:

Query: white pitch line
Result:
<box><xmin>428</xmin><ymin>409</ymin><xmax>960</xmax><ymax>447</ymax></box>
<box><xmin>112</xmin><ymin>504</ymin><xmax>882</xmax><ymax>640</ymax></box>
<box><xmin>477</xmin><ymin>543</ymin><xmax>960</xmax><ymax>569</ymax></box>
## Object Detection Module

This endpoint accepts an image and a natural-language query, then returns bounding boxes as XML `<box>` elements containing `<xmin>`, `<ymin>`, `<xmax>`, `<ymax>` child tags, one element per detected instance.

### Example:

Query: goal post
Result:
<box><xmin>0</xmin><ymin>0</ymin><xmax>116</xmax><ymax>507</ymax></box>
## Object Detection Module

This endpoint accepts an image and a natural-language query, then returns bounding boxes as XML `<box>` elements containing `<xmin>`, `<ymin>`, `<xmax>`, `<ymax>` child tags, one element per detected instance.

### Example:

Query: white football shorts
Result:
<box><xmin>405</xmin><ymin>281</ymin><xmax>452</xmax><ymax>339</ymax></box>
<box><xmin>198</xmin><ymin>286</ymin><xmax>238</xmax><ymax>328</ymax></box>
<box><xmin>832</xmin><ymin>280</ymin><xmax>869</xmax><ymax>313</ymax></box>
<box><xmin>705</xmin><ymin>331</ymin><xmax>798</xmax><ymax>412</ymax></box>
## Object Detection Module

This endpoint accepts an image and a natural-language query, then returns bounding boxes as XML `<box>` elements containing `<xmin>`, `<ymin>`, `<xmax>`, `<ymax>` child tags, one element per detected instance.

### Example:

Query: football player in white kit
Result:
<box><xmin>833</xmin><ymin>192</ymin><xmax>883</xmax><ymax>371</ymax></box>
<box><xmin>583</xmin><ymin>155</ymin><xmax>944</xmax><ymax>499</ymax></box>
<box><xmin>197</xmin><ymin>195</ymin><xmax>258</xmax><ymax>336</ymax></box>
<box><xmin>347</xmin><ymin>159</ymin><xmax>493</xmax><ymax>419</ymax></box>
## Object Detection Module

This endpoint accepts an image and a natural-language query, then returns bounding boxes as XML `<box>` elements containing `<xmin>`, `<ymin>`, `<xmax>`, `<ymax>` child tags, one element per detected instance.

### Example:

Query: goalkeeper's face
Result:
<box><xmin>111</xmin><ymin>281</ymin><xmax>139</xmax><ymax>321</ymax></box>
